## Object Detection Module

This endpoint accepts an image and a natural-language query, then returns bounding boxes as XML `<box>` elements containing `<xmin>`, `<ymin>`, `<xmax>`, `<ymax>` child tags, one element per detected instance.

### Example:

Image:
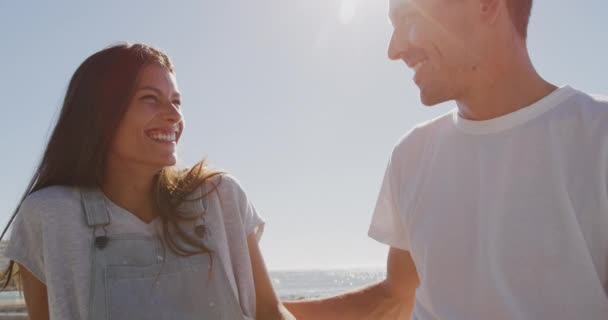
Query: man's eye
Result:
<box><xmin>397</xmin><ymin>12</ymin><xmax>419</xmax><ymax>27</ymax></box>
<box><xmin>399</xmin><ymin>17</ymin><xmax>415</xmax><ymax>28</ymax></box>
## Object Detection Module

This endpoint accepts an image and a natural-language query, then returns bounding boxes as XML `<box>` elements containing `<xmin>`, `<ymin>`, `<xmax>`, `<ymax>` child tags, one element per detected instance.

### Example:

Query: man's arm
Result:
<box><xmin>284</xmin><ymin>247</ymin><xmax>419</xmax><ymax>320</ymax></box>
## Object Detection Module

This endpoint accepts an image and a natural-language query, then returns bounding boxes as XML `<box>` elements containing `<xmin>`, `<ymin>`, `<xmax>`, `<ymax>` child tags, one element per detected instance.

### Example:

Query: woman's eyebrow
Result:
<box><xmin>137</xmin><ymin>86</ymin><xmax>181</xmax><ymax>98</ymax></box>
<box><xmin>137</xmin><ymin>86</ymin><xmax>162</xmax><ymax>94</ymax></box>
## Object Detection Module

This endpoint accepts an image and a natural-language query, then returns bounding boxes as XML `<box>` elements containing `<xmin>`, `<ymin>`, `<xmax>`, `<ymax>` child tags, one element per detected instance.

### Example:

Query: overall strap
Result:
<box><xmin>80</xmin><ymin>188</ymin><xmax>111</xmax><ymax>228</ymax></box>
<box><xmin>81</xmin><ymin>188</ymin><xmax>111</xmax><ymax>320</ymax></box>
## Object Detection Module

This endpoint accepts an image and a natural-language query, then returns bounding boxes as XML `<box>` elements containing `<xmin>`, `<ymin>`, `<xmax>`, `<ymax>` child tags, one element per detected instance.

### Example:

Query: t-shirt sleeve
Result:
<box><xmin>223</xmin><ymin>175</ymin><xmax>265</xmax><ymax>241</ymax></box>
<box><xmin>4</xmin><ymin>196</ymin><xmax>46</xmax><ymax>283</ymax></box>
<box><xmin>241</xmin><ymin>192</ymin><xmax>265</xmax><ymax>242</ymax></box>
<box><xmin>368</xmin><ymin>154</ymin><xmax>410</xmax><ymax>251</ymax></box>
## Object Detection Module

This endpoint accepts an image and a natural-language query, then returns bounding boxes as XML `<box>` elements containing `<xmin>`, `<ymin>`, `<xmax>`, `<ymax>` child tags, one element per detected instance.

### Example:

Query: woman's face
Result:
<box><xmin>108</xmin><ymin>64</ymin><xmax>184</xmax><ymax>171</ymax></box>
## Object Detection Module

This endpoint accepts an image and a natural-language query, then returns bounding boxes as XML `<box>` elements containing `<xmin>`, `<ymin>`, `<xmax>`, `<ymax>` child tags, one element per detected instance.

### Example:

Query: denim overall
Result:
<box><xmin>80</xmin><ymin>188</ymin><xmax>247</xmax><ymax>320</ymax></box>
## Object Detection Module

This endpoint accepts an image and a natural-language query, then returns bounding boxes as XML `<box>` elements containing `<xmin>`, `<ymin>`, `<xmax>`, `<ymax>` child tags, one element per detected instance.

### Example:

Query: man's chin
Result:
<box><xmin>419</xmin><ymin>87</ymin><xmax>450</xmax><ymax>106</ymax></box>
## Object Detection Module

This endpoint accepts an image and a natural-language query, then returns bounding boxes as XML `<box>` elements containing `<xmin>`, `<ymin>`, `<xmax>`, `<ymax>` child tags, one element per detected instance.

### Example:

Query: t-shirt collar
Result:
<box><xmin>452</xmin><ymin>85</ymin><xmax>576</xmax><ymax>135</ymax></box>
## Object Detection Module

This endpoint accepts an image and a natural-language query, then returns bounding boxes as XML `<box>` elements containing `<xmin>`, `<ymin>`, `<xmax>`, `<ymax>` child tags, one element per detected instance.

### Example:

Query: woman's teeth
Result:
<box><xmin>148</xmin><ymin>132</ymin><xmax>176</xmax><ymax>142</ymax></box>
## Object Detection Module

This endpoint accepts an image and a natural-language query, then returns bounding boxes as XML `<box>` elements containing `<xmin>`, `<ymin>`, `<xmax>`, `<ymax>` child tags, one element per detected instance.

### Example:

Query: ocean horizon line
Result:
<box><xmin>269</xmin><ymin>264</ymin><xmax>385</xmax><ymax>273</ymax></box>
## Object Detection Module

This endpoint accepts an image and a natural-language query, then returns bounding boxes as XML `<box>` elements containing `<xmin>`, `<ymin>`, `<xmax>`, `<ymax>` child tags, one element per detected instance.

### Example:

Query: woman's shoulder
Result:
<box><xmin>25</xmin><ymin>185</ymin><xmax>81</xmax><ymax>206</ymax></box>
<box><xmin>206</xmin><ymin>173</ymin><xmax>247</xmax><ymax>200</ymax></box>
<box><xmin>19</xmin><ymin>185</ymin><xmax>83</xmax><ymax>220</ymax></box>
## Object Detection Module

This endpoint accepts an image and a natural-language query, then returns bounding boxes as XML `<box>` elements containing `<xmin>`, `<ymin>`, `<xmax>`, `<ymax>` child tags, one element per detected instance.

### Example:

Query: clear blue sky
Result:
<box><xmin>1</xmin><ymin>0</ymin><xmax>607</xmax><ymax>270</ymax></box>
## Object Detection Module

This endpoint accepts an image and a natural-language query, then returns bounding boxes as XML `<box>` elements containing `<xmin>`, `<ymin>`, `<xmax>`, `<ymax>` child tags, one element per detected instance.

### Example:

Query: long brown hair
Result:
<box><xmin>0</xmin><ymin>43</ymin><xmax>221</xmax><ymax>289</ymax></box>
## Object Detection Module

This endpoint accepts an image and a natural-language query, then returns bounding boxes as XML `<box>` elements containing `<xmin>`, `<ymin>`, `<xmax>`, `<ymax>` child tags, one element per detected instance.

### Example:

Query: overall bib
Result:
<box><xmin>81</xmin><ymin>188</ymin><xmax>247</xmax><ymax>320</ymax></box>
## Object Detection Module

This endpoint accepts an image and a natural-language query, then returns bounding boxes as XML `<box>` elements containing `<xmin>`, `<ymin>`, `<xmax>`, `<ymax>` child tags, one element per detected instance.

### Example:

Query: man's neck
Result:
<box><xmin>456</xmin><ymin>49</ymin><xmax>558</xmax><ymax>121</ymax></box>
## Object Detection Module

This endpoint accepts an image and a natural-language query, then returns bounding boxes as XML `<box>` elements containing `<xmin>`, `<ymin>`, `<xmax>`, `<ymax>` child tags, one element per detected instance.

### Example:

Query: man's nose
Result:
<box><xmin>388</xmin><ymin>30</ymin><xmax>407</xmax><ymax>60</ymax></box>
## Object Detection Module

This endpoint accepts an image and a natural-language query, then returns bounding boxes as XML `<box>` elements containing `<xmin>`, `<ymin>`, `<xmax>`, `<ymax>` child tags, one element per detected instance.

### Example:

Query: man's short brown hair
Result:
<box><xmin>505</xmin><ymin>0</ymin><xmax>533</xmax><ymax>39</ymax></box>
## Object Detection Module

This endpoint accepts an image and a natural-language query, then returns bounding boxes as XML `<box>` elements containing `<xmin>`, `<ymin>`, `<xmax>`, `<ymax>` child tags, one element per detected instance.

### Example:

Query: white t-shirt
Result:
<box><xmin>369</xmin><ymin>86</ymin><xmax>608</xmax><ymax>319</ymax></box>
<box><xmin>5</xmin><ymin>174</ymin><xmax>264</xmax><ymax>320</ymax></box>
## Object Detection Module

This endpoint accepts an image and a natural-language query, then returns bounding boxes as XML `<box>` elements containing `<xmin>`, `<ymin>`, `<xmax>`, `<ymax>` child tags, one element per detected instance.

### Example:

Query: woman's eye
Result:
<box><xmin>172</xmin><ymin>100</ymin><xmax>182</xmax><ymax>108</ymax></box>
<box><xmin>141</xmin><ymin>95</ymin><xmax>158</xmax><ymax>103</ymax></box>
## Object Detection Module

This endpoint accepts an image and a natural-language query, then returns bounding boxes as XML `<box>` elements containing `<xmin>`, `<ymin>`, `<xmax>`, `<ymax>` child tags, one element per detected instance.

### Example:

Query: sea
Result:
<box><xmin>0</xmin><ymin>268</ymin><xmax>386</xmax><ymax>319</ymax></box>
<box><xmin>271</xmin><ymin>267</ymin><xmax>386</xmax><ymax>300</ymax></box>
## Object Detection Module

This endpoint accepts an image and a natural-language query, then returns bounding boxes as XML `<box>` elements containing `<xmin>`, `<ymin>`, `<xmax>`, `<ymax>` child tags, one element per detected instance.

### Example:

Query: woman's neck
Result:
<box><xmin>101</xmin><ymin>159</ymin><xmax>160</xmax><ymax>223</ymax></box>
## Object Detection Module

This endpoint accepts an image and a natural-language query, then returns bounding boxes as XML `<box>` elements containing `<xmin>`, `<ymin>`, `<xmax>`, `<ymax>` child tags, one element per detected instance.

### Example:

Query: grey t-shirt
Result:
<box><xmin>5</xmin><ymin>174</ymin><xmax>264</xmax><ymax>319</ymax></box>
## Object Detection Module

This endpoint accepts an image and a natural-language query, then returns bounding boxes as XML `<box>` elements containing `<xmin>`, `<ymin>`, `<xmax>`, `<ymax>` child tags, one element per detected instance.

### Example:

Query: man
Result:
<box><xmin>285</xmin><ymin>0</ymin><xmax>608</xmax><ymax>319</ymax></box>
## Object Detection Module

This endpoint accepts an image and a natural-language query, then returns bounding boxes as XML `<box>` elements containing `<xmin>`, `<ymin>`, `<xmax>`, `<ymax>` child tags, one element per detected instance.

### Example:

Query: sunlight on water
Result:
<box><xmin>271</xmin><ymin>268</ymin><xmax>386</xmax><ymax>300</ymax></box>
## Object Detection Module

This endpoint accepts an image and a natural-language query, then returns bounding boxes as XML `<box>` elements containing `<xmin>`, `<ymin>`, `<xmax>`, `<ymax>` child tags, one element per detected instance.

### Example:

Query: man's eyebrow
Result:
<box><xmin>395</xmin><ymin>4</ymin><xmax>420</xmax><ymax>19</ymax></box>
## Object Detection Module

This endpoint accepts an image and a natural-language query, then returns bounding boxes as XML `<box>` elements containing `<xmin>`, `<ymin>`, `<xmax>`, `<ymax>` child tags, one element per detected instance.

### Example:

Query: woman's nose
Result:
<box><xmin>162</xmin><ymin>102</ymin><xmax>182</xmax><ymax>124</ymax></box>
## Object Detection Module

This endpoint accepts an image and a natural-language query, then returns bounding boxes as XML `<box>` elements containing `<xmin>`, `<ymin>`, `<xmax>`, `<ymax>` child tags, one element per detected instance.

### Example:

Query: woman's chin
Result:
<box><xmin>160</xmin><ymin>156</ymin><xmax>178</xmax><ymax>167</ymax></box>
<box><xmin>149</xmin><ymin>155</ymin><xmax>178</xmax><ymax>170</ymax></box>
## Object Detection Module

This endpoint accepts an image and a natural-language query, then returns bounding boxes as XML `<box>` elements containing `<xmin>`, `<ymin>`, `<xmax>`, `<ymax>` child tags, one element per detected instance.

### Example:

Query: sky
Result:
<box><xmin>1</xmin><ymin>0</ymin><xmax>607</xmax><ymax>270</ymax></box>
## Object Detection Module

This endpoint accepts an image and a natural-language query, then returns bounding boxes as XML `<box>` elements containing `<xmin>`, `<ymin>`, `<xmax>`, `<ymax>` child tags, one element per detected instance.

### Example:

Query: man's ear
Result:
<box><xmin>478</xmin><ymin>0</ymin><xmax>501</xmax><ymax>24</ymax></box>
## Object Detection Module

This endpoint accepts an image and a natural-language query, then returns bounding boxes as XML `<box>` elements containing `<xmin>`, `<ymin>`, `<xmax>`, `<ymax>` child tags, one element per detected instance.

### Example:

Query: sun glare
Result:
<box><xmin>339</xmin><ymin>0</ymin><xmax>359</xmax><ymax>25</ymax></box>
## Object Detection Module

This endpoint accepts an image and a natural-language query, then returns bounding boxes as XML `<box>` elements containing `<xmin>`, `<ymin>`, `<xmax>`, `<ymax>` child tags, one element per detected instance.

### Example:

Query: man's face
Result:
<box><xmin>388</xmin><ymin>0</ymin><xmax>482</xmax><ymax>106</ymax></box>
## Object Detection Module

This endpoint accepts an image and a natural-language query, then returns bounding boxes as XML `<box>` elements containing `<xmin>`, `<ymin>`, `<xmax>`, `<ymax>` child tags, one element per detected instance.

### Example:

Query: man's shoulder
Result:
<box><xmin>560</xmin><ymin>87</ymin><xmax>608</xmax><ymax>115</ymax></box>
<box><xmin>392</xmin><ymin>110</ymin><xmax>454</xmax><ymax>155</ymax></box>
<box><xmin>584</xmin><ymin>91</ymin><xmax>608</xmax><ymax>116</ymax></box>
<box><xmin>554</xmin><ymin>87</ymin><xmax>608</xmax><ymax>135</ymax></box>
<box><xmin>589</xmin><ymin>93</ymin><xmax>608</xmax><ymax>104</ymax></box>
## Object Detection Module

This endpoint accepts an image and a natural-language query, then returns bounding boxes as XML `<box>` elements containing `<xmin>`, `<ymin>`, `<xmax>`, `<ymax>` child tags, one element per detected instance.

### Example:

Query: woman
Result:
<box><xmin>0</xmin><ymin>43</ymin><xmax>293</xmax><ymax>320</ymax></box>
